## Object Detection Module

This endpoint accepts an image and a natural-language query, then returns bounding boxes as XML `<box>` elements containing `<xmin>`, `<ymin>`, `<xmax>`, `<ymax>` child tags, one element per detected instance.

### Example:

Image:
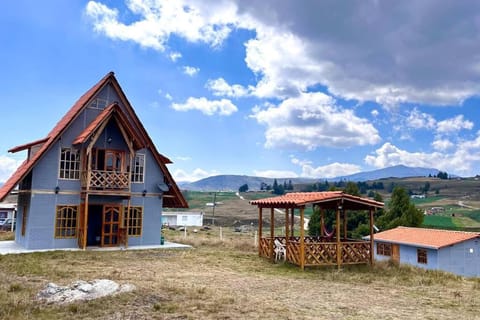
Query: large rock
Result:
<box><xmin>37</xmin><ymin>279</ymin><xmax>135</xmax><ymax>304</ymax></box>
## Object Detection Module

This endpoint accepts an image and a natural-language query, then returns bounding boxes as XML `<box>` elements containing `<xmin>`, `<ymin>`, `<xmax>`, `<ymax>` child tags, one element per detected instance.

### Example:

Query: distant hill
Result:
<box><xmin>179</xmin><ymin>165</ymin><xmax>443</xmax><ymax>191</ymax></box>
<box><xmin>179</xmin><ymin>175</ymin><xmax>315</xmax><ymax>191</ymax></box>
<box><xmin>333</xmin><ymin>165</ymin><xmax>440</xmax><ymax>182</ymax></box>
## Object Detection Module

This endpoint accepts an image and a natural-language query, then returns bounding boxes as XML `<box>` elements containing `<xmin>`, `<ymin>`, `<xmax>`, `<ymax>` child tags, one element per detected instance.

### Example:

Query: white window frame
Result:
<box><xmin>59</xmin><ymin>148</ymin><xmax>80</xmax><ymax>180</ymax></box>
<box><xmin>131</xmin><ymin>153</ymin><xmax>145</xmax><ymax>183</ymax></box>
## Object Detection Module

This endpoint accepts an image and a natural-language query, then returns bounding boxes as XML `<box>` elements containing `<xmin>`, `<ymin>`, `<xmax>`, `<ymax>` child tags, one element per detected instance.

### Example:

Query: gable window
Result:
<box><xmin>55</xmin><ymin>205</ymin><xmax>78</xmax><ymax>238</ymax></box>
<box><xmin>131</xmin><ymin>153</ymin><xmax>145</xmax><ymax>183</ymax></box>
<box><xmin>124</xmin><ymin>206</ymin><xmax>142</xmax><ymax>236</ymax></box>
<box><xmin>417</xmin><ymin>248</ymin><xmax>428</xmax><ymax>264</ymax></box>
<box><xmin>89</xmin><ymin>98</ymin><xmax>108</xmax><ymax>110</ymax></box>
<box><xmin>59</xmin><ymin>148</ymin><xmax>80</xmax><ymax>179</ymax></box>
<box><xmin>377</xmin><ymin>242</ymin><xmax>392</xmax><ymax>256</ymax></box>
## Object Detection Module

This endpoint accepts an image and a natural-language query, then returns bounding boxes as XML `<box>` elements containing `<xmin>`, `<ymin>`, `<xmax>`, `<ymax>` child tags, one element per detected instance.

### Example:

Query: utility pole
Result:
<box><xmin>212</xmin><ymin>192</ymin><xmax>216</xmax><ymax>225</ymax></box>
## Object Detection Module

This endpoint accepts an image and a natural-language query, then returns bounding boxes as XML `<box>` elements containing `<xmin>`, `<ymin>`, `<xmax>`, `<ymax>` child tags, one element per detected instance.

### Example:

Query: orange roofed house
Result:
<box><xmin>0</xmin><ymin>72</ymin><xmax>187</xmax><ymax>250</ymax></box>
<box><xmin>372</xmin><ymin>226</ymin><xmax>480</xmax><ymax>277</ymax></box>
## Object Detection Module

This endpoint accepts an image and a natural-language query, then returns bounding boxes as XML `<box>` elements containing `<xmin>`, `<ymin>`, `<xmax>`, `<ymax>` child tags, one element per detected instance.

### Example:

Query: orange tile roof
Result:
<box><xmin>373</xmin><ymin>226</ymin><xmax>480</xmax><ymax>249</ymax></box>
<box><xmin>0</xmin><ymin>72</ymin><xmax>187</xmax><ymax>208</ymax></box>
<box><xmin>8</xmin><ymin>137</ymin><xmax>49</xmax><ymax>153</ymax></box>
<box><xmin>250</xmin><ymin>191</ymin><xmax>384</xmax><ymax>209</ymax></box>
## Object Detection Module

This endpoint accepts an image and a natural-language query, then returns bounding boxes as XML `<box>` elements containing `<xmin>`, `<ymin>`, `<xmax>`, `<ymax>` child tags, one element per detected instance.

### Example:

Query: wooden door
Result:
<box><xmin>392</xmin><ymin>244</ymin><xmax>400</xmax><ymax>263</ymax></box>
<box><xmin>101</xmin><ymin>205</ymin><xmax>121</xmax><ymax>247</ymax></box>
<box><xmin>105</xmin><ymin>150</ymin><xmax>123</xmax><ymax>172</ymax></box>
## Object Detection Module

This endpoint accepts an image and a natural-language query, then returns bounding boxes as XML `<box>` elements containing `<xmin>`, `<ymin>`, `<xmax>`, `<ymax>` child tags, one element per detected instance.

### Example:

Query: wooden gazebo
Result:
<box><xmin>250</xmin><ymin>191</ymin><xmax>384</xmax><ymax>269</ymax></box>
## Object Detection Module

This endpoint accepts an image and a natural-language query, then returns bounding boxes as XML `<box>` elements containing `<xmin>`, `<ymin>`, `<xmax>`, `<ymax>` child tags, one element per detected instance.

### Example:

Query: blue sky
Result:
<box><xmin>2</xmin><ymin>0</ymin><xmax>480</xmax><ymax>182</ymax></box>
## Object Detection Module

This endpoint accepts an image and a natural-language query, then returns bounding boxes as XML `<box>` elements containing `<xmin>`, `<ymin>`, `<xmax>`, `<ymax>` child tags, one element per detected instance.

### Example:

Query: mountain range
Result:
<box><xmin>179</xmin><ymin>165</ymin><xmax>442</xmax><ymax>191</ymax></box>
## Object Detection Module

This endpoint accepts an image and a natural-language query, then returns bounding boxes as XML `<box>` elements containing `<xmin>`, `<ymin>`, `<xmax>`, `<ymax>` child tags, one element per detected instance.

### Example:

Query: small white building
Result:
<box><xmin>162</xmin><ymin>211</ymin><xmax>204</xmax><ymax>227</ymax></box>
<box><xmin>0</xmin><ymin>203</ymin><xmax>16</xmax><ymax>223</ymax></box>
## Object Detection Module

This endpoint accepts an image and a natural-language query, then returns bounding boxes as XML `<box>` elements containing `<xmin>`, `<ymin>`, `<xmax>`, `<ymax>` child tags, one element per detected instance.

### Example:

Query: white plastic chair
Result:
<box><xmin>274</xmin><ymin>239</ymin><xmax>286</xmax><ymax>262</ymax></box>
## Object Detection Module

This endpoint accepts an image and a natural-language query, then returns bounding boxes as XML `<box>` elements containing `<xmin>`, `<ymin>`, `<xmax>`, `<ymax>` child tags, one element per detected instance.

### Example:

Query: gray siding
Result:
<box><xmin>437</xmin><ymin>239</ymin><xmax>480</xmax><ymax>277</ymax></box>
<box><xmin>373</xmin><ymin>239</ymin><xmax>480</xmax><ymax>277</ymax></box>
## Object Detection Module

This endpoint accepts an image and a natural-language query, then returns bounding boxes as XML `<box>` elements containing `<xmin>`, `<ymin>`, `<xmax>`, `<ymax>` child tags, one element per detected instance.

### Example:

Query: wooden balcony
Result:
<box><xmin>81</xmin><ymin>170</ymin><xmax>130</xmax><ymax>191</ymax></box>
<box><xmin>260</xmin><ymin>236</ymin><xmax>371</xmax><ymax>267</ymax></box>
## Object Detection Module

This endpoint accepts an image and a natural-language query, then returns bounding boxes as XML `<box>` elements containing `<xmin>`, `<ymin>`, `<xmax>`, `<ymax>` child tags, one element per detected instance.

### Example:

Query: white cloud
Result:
<box><xmin>436</xmin><ymin>115</ymin><xmax>473</xmax><ymax>134</ymax></box>
<box><xmin>85</xmin><ymin>0</ymin><xmax>241</xmax><ymax>51</ymax></box>
<box><xmin>291</xmin><ymin>157</ymin><xmax>361</xmax><ymax>178</ymax></box>
<box><xmin>183</xmin><ymin>66</ymin><xmax>200</xmax><ymax>76</ymax></box>
<box><xmin>431</xmin><ymin>139</ymin><xmax>454</xmax><ymax>151</ymax></box>
<box><xmin>371</xmin><ymin>109</ymin><xmax>379</xmax><ymax>117</ymax></box>
<box><xmin>236</xmin><ymin>1</ymin><xmax>480</xmax><ymax>108</ymax></box>
<box><xmin>173</xmin><ymin>168</ymin><xmax>219</xmax><ymax>182</ymax></box>
<box><xmin>365</xmin><ymin>138</ymin><xmax>480</xmax><ymax>176</ymax></box>
<box><xmin>251</xmin><ymin>92</ymin><xmax>380</xmax><ymax>150</ymax></box>
<box><xmin>86</xmin><ymin>1</ymin><xmax>480</xmax><ymax>107</ymax></box>
<box><xmin>171</xmin><ymin>97</ymin><xmax>238</xmax><ymax>116</ymax></box>
<box><xmin>406</xmin><ymin>108</ymin><xmax>436</xmax><ymax>130</ymax></box>
<box><xmin>206</xmin><ymin>78</ymin><xmax>249</xmax><ymax>97</ymax></box>
<box><xmin>175</xmin><ymin>156</ymin><xmax>192</xmax><ymax>161</ymax></box>
<box><xmin>165</xmin><ymin>93</ymin><xmax>173</xmax><ymax>100</ymax></box>
<box><xmin>245</xmin><ymin>29</ymin><xmax>325</xmax><ymax>99</ymax></box>
<box><xmin>0</xmin><ymin>155</ymin><xmax>23</xmax><ymax>183</ymax></box>
<box><xmin>253</xmin><ymin>170</ymin><xmax>298</xmax><ymax>178</ymax></box>
<box><xmin>169</xmin><ymin>51</ymin><xmax>182</xmax><ymax>61</ymax></box>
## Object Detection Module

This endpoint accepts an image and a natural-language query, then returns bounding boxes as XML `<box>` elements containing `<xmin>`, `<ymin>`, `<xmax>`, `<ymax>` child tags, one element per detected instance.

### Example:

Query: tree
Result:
<box><xmin>272</xmin><ymin>179</ymin><xmax>285</xmax><ymax>195</ymax></box>
<box><xmin>308</xmin><ymin>207</ymin><xmax>322</xmax><ymax>236</ymax></box>
<box><xmin>344</xmin><ymin>182</ymin><xmax>360</xmax><ymax>196</ymax></box>
<box><xmin>238</xmin><ymin>183</ymin><xmax>249</xmax><ymax>193</ymax></box>
<box><xmin>437</xmin><ymin>171</ymin><xmax>448</xmax><ymax>179</ymax></box>
<box><xmin>287</xmin><ymin>180</ymin><xmax>293</xmax><ymax>190</ymax></box>
<box><xmin>423</xmin><ymin>182</ymin><xmax>430</xmax><ymax>194</ymax></box>
<box><xmin>378</xmin><ymin>186</ymin><xmax>423</xmax><ymax>230</ymax></box>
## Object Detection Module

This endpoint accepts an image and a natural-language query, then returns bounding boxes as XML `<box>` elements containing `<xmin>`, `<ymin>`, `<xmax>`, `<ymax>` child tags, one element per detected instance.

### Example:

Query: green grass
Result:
<box><xmin>410</xmin><ymin>195</ymin><xmax>445</xmax><ymax>205</ymax></box>
<box><xmin>422</xmin><ymin>215</ymin><xmax>457</xmax><ymax>229</ymax></box>
<box><xmin>172</xmin><ymin>191</ymin><xmax>239</xmax><ymax>210</ymax></box>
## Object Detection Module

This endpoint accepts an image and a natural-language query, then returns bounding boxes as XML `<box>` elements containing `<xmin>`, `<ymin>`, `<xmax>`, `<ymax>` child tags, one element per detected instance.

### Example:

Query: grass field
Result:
<box><xmin>0</xmin><ymin>229</ymin><xmax>479</xmax><ymax>319</ymax></box>
<box><xmin>422</xmin><ymin>215</ymin><xmax>457</xmax><ymax>229</ymax></box>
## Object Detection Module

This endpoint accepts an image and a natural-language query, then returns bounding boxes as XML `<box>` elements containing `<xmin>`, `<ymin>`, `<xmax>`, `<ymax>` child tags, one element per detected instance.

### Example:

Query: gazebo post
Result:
<box><xmin>290</xmin><ymin>208</ymin><xmax>294</xmax><ymax>237</ymax></box>
<box><xmin>369</xmin><ymin>208</ymin><xmax>374</xmax><ymax>265</ymax></box>
<box><xmin>300</xmin><ymin>206</ymin><xmax>305</xmax><ymax>270</ymax></box>
<box><xmin>336</xmin><ymin>204</ymin><xmax>342</xmax><ymax>269</ymax></box>
<box><xmin>343</xmin><ymin>209</ymin><xmax>347</xmax><ymax>240</ymax></box>
<box><xmin>258</xmin><ymin>207</ymin><xmax>263</xmax><ymax>257</ymax></box>
<box><xmin>320</xmin><ymin>208</ymin><xmax>325</xmax><ymax>239</ymax></box>
<box><xmin>270</xmin><ymin>207</ymin><xmax>275</xmax><ymax>262</ymax></box>
<box><xmin>285</xmin><ymin>208</ymin><xmax>289</xmax><ymax>241</ymax></box>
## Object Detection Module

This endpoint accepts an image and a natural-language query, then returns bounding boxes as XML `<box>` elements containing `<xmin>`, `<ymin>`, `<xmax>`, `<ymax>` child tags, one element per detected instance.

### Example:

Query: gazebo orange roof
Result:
<box><xmin>250</xmin><ymin>191</ymin><xmax>384</xmax><ymax>209</ymax></box>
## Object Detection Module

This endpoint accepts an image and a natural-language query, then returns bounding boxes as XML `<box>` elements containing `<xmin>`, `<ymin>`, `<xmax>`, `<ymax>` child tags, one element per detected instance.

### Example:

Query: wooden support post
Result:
<box><xmin>270</xmin><ymin>207</ymin><xmax>275</xmax><ymax>262</ymax></box>
<box><xmin>369</xmin><ymin>208</ymin><xmax>374</xmax><ymax>265</ymax></box>
<box><xmin>258</xmin><ymin>207</ymin><xmax>263</xmax><ymax>257</ymax></box>
<box><xmin>83</xmin><ymin>194</ymin><xmax>89</xmax><ymax>250</ymax></box>
<box><xmin>125</xmin><ymin>199</ymin><xmax>131</xmax><ymax>248</ymax></box>
<box><xmin>290</xmin><ymin>208</ymin><xmax>295</xmax><ymax>237</ymax></box>
<box><xmin>320</xmin><ymin>208</ymin><xmax>325</xmax><ymax>238</ymax></box>
<box><xmin>343</xmin><ymin>209</ymin><xmax>347</xmax><ymax>241</ymax></box>
<box><xmin>300</xmin><ymin>207</ymin><xmax>305</xmax><ymax>270</ymax></box>
<box><xmin>336</xmin><ymin>205</ymin><xmax>341</xmax><ymax>269</ymax></box>
<box><xmin>285</xmin><ymin>208</ymin><xmax>289</xmax><ymax>246</ymax></box>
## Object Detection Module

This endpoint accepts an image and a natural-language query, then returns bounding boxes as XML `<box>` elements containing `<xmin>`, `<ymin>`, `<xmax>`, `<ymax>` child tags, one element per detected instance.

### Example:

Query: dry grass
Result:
<box><xmin>0</xmin><ymin>228</ymin><xmax>478</xmax><ymax>319</ymax></box>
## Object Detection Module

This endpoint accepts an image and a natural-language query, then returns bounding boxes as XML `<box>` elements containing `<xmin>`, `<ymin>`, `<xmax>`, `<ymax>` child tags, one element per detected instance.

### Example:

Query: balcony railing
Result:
<box><xmin>81</xmin><ymin>170</ymin><xmax>130</xmax><ymax>190</ymax></box>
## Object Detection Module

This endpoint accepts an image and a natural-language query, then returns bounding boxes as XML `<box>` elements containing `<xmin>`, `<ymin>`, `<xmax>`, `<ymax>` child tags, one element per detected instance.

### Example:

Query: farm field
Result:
<box><xmin>0</xmin><ymin>229</ymin><xmax>478</xmax><ymax>319</ymax></box>
<box><xmin>172</xmin><ymin>189</ymin><xmax>480</xmax><ymax>231</ymax></box>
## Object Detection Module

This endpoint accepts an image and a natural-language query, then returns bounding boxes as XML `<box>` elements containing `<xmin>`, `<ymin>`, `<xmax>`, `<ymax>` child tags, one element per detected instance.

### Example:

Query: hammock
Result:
<box><xmin>322</xmin><ymin>224</ymin><xmax>335</xmax><ymax>238</ymax></box>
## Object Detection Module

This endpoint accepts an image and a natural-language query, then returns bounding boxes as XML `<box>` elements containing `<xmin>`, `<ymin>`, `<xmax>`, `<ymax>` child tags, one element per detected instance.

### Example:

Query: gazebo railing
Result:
<box><xmin>261</xmin><ymin>236</ymin><xmax>371</xmax><ymax>266</ymax></box>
